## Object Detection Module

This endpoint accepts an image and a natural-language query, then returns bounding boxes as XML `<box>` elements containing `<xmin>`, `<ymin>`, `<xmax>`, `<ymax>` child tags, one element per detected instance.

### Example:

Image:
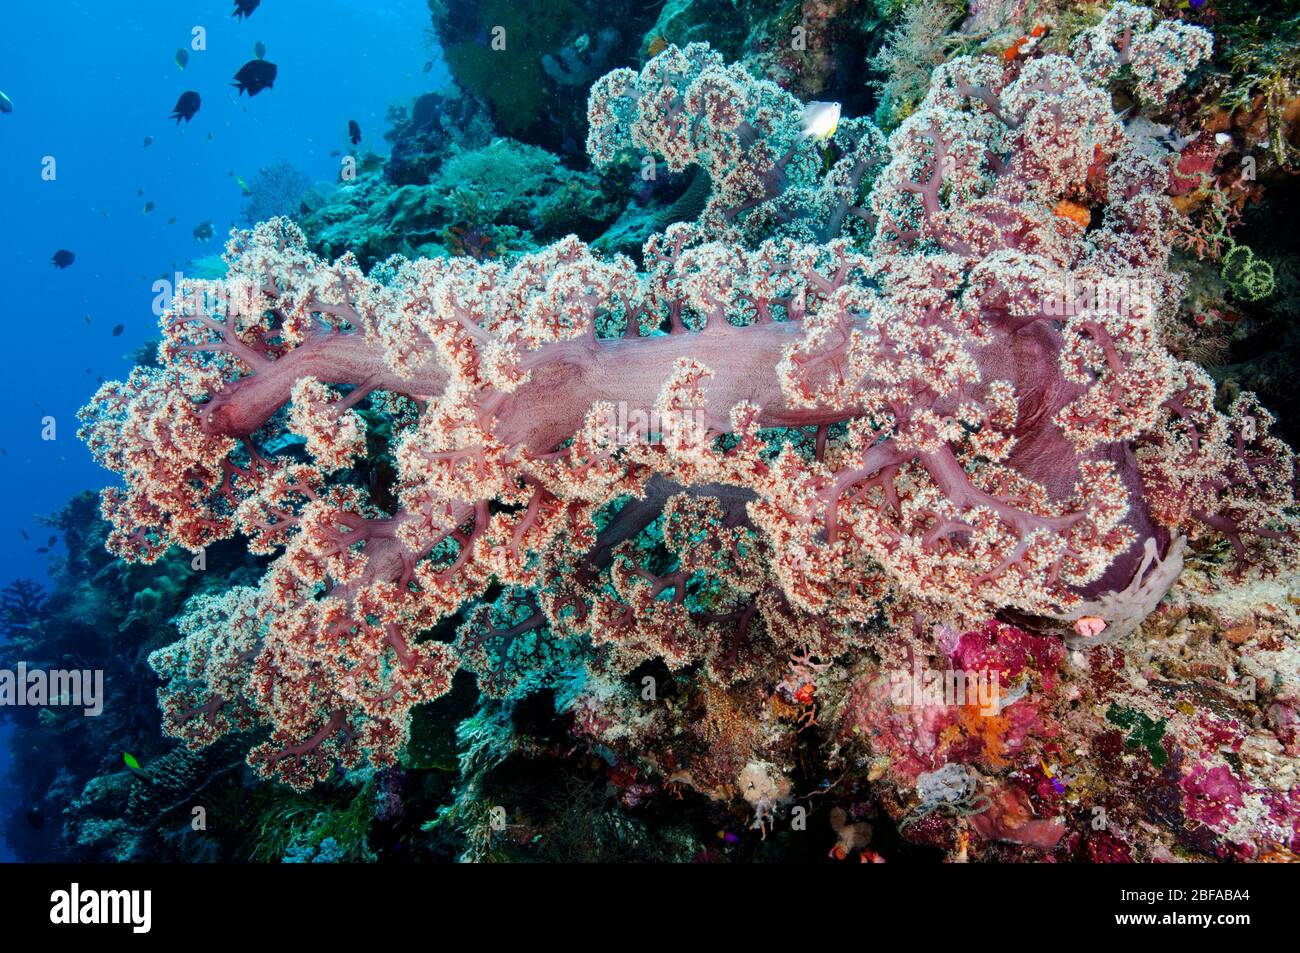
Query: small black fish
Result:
<box><xmin>51</xmin><ymin>249</ymin><xmax>75</xmax><ymax>268</ymax></box>
<box><xmin>232</xmin><ymin>0</ymin><xmax>261</xmax><ymax>20</ymax></box>
<box><xmin>232</xmin><ymin>59</ymin><xmax>277</xmax><ymax>96</ymax></box>
<box><xmin>0</xmin><ymin>90</ymin><xmax>13</xmax><ymax>113</ymax></box>
<box><xmin>193</xmin><ymin>221</ymin><xmax>215</xmax><ymax>242</ymax></box>
<box><xmin>27</xmin><ymin>807</ymin><xmax>43</xmax><ymax>830</ymax></box>
<box><xmin>143</xmin><ymin>135</ymin><xmax>153</xmax><ymax>147</ymax></box>
<box><xmin>111</xmin><ymin>324</ymin><xmax>124</xmax><ymax>336</ymax></box>
<box><xmin>171</xmin><ymin>90</ymin><xmax>200</xmax><ymax>123</ymax></box>
<box><xmin>19</xmin><ymin>529</ymin><xmax>29</xmax><ymax>541</ymax></box>
<box><xmin>35</xmin><ymin>547</ymin><xmax>47</xmax><ymax>554</ymax></box>
<box><xmin>175</xmin><ymin>48</ymin><xmax>190</xmax><ymax>70</ymax></box>
<box><xmin>47</xmin><ymin>536</ymin><xmax>56</xmax><ymax>546</ymax></box>
<box><xmin>348</xmin><ymin>119</ymin><xmax>361</xmax><ymax>145</ymax></box>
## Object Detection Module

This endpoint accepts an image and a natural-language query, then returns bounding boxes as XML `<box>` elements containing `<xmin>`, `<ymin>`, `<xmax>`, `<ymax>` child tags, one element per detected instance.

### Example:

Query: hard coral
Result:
<box><xmin>79</xmin><ymin>5</ymin><xmax>1297</xmax><ymax>792</ymax></box>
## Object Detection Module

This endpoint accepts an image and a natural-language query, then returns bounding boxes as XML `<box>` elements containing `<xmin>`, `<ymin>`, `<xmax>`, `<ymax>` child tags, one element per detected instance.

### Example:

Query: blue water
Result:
<box><xmin>0</xmin><ymin>0</ymin><xmax>448</xmax><ymax>589</ymax></box>
<box><xmin>0</xmin><ymin>0</ymin><xmax>450</xmax><ymax>861</ymax></box>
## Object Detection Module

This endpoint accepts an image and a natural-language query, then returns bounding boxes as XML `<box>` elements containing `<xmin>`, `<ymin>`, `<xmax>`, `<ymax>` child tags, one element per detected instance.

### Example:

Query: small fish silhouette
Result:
<box><xmin>233</xmin><ymin>59</ymin><xmax>277</xmax><ymax>96</ymax></box>
<box><xmin>171</xmin><ymin>90</ymin><xmax>201</xmax><ymax>123</ymax></box>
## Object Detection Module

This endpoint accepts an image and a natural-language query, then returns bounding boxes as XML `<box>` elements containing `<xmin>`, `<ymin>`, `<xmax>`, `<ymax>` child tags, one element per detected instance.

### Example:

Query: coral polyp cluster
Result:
<box><xmin>47</xmin><ymin>1</ymin><xmax>1296</xmax><ymax>864</ymax></box>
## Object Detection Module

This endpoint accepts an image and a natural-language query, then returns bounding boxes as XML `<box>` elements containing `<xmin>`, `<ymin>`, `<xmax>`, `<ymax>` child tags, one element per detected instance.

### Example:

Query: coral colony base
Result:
<box><xmin>67</xmin><ymin>4</ymin><xmax>1300</xmax><ymax>860</ymax></box>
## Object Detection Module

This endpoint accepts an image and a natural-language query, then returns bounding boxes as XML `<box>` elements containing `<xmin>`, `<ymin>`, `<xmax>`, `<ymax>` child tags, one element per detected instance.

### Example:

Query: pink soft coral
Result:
<box><xmin>78</xmin><ymin>11</ymin><xmax>1295</xmax><ymax>788</ymax></box>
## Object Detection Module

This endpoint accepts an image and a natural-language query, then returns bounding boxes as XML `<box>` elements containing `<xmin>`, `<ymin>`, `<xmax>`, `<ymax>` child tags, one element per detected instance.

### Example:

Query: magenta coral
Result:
<box><xmin>78</xmin><ymin>8</ymin><xmax>1295</xmax><ymax>790</ymax></box>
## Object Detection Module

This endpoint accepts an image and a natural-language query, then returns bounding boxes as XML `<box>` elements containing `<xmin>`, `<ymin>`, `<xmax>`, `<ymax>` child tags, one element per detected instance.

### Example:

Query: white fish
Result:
<box><xmin>801</xmin><ymin>101</ymin><xmax>841</xmax><ymax>141</ymax></box>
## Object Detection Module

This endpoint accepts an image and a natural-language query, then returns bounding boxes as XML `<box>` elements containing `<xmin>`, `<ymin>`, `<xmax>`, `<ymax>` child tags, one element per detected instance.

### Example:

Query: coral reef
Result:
<box><xmin>4</xmin><ymin>0</ymin><xmax>1296</xmax><ymax>865</ymax></box>
<box><xmin>0</xmin><ymin>492</ymin><xmax>267</xmax><ymax>860</ymax></box>
<box><xmin>77</xmin><ymin>0</ymin><xmax>1297</xmax><ymax>817</ymax></box>
<box><xmin>383</xmin><ymin>90</ymin><xmax>495</xmax><ymax>188</ymax></box>
<box><xmin>304</xmin><ymin>91</ymin><xmax>627</xmax><ymax>270</ymax></box>
<box><xmin>428</xmin><ymin>0</ymin><xmax>652</xmax><ymax>155</ymax></box>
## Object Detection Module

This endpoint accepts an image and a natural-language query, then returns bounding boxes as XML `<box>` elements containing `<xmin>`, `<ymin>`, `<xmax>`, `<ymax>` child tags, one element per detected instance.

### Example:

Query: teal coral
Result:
<box><xmin>307</xmin><ymin>138</ymin><xmax>622</xmax><ymax>267</ymax></box>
